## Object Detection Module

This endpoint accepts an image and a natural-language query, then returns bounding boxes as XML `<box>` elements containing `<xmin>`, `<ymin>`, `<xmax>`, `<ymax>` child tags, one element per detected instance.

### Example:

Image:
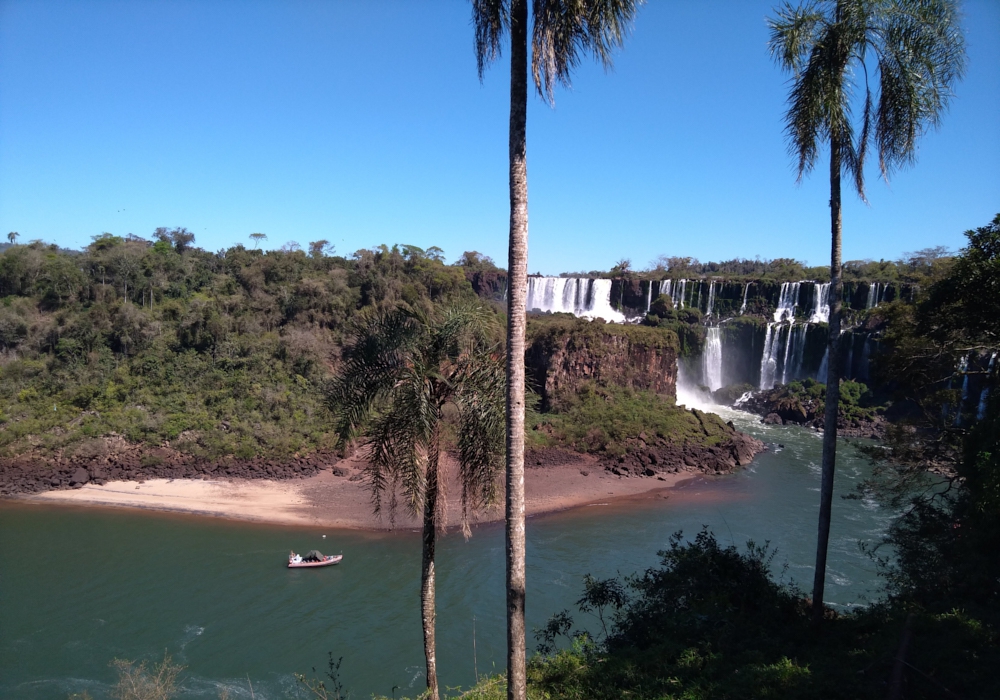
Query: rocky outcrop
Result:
<box><xmin>601</xmin><ymin>424</ymin><xmax>765</xmax><ymax>478</ymax></box>
<box><xmin>0</xmin><ymin>435</ymin><xmax>334</xmax><ymax>497</ymax></box>
<box><xmin>526</xmin><ymin>318</ymin><xmax>679</xmax><ymax>410</ymax></box>
<box><xmin>740</xmin><ymin>388</ymin><xmax>887</xmax><ymax>439</ymax></box>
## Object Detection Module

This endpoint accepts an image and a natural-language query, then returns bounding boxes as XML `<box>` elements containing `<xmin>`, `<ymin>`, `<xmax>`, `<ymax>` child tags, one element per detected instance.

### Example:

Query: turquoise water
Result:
<box><xmin>0</xmin><ymin>408</ymin><xmax>893</xmax><ymax>699</ymax></box>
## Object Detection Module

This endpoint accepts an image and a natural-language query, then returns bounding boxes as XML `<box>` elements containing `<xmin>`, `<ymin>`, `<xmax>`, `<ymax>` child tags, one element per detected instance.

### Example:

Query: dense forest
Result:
<box><xmin>0</xmin><ymin>226</ymin><xmax>980</xmax><ymax>466</ymax></box>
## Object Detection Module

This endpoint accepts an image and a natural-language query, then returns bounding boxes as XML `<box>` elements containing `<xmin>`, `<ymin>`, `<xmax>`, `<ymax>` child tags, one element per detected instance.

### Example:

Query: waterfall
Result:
<box><xmin>645</xmin><ymin>281</ymin><xmax>652</xmax><ymax>313</ymax></box>
<box><xmin>677</xmin><ymin>280</ymin><xmax>687</xmax><ymax>309</ymax></box>
<box><xmin>780</xmin><ymin>323</ymin><xmax>809</xmax><ymax>385</ymax></box>
<box><xmin>977</xmin><ymin>352</ymin><xmax>997</xmax><ymax>420</ymax></box>
<box><xmin>740</xmin><ymin>283</ymin><xmax>750</xmax><ymax>315</ymax></box>
<box><xmin>706</xmin><ymin>281</ymin><xmax>716</xmax><ymax>317</ymax></box>
<box><xmin>525</xmin><ymin>277</ymin><xmax>626</xmax><ymax>322</ymax></box>
<box><xmin>704</xmin><ymin>327</ymin><xmax>723</xmax><ymax>391</ymax></box>
<box><xmin>696</xmin><ymin>283</ymin><xmax>702</xmax><ymax>313</ymax></box>
<box><xmin>809</xmin><ymin>282</ymin><xmax>831</xmax><ymax>323</ymax></box>
<box><xmin>817</xmin><ymin>347</ymin><xmax>829</xmax><ymax>383</ymax></box>
<box><xmin>780</xmin><ymin>322</ymin><xmax>795</xmax><ymax>385</ymax></box>
<box><xmin>774</xmin><ymin>282</ymin><xmax>801</xmax><ymax>322</ymax></box>
<box><xmin>866</xmin><ymin>282</ymin><xmax>880</xmax><ymax>309</ymax></box>
<box><xmin>760</xmin><ymin>323</ymin><xmax>781</xmax><ymax>389</ymax></box>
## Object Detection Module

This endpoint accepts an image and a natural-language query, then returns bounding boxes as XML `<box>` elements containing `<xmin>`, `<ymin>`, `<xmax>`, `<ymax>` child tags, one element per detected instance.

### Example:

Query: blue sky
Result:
<box><xmin>1</xmin><ymin>0</ymin><xmax>997</xmax><ymax>275</ymax></box>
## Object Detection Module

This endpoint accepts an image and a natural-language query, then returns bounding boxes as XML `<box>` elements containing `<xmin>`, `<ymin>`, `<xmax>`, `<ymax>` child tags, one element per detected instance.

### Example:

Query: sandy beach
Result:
<box><xmin>24</xmin><ymin>451</ymin><xmax>692</xmax><ymax>530</ymax></box>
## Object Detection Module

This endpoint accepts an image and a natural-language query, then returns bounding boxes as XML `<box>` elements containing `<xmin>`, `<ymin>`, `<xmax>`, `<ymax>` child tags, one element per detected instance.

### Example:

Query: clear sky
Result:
<box><xmin>1</xmin><ymin>0</ymin><xmax>997</xmax><ymax>275</ymax></box>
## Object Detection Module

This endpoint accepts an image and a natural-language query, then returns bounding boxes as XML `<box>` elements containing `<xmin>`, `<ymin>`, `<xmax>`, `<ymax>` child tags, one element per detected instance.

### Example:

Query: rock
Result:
<box><xmin>763</xmin><ymin>413</ymin><xmax>784</xmax><ymax>425</ymax></box>
<box><xmin>580</xmin><ymin>470</ymin><xmax>589</xmax><ymax>476</ymax></box>
<box><xmin>331</xmin><ymin>467</ymin><xmax>348</xmax><ymax>477</ymax></box>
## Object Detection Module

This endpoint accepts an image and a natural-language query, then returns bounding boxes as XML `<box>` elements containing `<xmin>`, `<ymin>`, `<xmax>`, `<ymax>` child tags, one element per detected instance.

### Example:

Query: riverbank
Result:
<box><xmin>16</xmin><ymin>449</ymin><xmax>710</xmax><ymax>530</ymax></box>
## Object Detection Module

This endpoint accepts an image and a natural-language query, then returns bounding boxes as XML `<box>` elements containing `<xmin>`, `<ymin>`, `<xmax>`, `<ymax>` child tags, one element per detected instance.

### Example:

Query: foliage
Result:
<box><xmin>511</xmin><ymin>530</ymin><xmax>997</xmax><ymax>699</ymax></box>
<box><xmin>528</xmin><ymin>383</ymin><xmax>731</xmax><ymax>458</ymax></box>
<box><xmin>109</xmin><ymin>653</ymin><xmax>184</xmax><ymax>700</ymax></box>
<box><xmin>327</xmin><ymin>303</ymin><xmax>506</xmax><ymax>532</ymax></box>
<box><xmin>0</xmin><ymin>233</ymin><xmax>482</xmax><ymax>460</ymax></box>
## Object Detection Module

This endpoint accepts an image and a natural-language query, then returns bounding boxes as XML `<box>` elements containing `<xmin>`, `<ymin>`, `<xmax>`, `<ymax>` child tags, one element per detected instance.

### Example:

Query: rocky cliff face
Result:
<box><xmin>526</xmin><ymin>318</ymin><xmax>678</xmax><ymax>410</ymax></box>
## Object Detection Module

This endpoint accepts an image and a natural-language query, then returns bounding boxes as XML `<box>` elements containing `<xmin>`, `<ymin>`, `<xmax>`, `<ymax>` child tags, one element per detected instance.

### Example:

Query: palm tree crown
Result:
<box><xmin>769</xmin><ymin>0</ymin><xmax>966</xmax><ymax>198</ymax></box>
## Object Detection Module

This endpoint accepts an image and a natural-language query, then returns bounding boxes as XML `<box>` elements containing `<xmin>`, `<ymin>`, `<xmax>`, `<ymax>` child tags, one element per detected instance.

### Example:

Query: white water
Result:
<box><xmin>706</xmin><ymin>281</ymin><xmax>716</xmax><ymax>317</ymax></box>
<box><xmin>809</xmin><ymin>282</ymin><xmax>831</xmax><ymax>323</ymax></box>
<box><xmin>774</xmin><ymin>282</ymin><xmax>800</xmax><ymax>322</ymax></box>
<box><xmin>704</xmin><ymin>327</ymin><xmax>723</xmax><ymax>391</ymax></box>
<box><xmin>525</xmin><ymin>277</ymin><xmax>626</xmax><ymax>322</ymax></box>
<box><xmin>740</xmin><ymin>283</ymin><xmax>750</xmax><ymax>315</ymax></box>
<box><xmin>645</xmin><ymin>282</ymin><xmax>652</xmax><ymax>313</ymax></box>
<box><xmin>866</xmin><ymin>282</ymin><xmax>882</xmax><ymax>309</ymax></box>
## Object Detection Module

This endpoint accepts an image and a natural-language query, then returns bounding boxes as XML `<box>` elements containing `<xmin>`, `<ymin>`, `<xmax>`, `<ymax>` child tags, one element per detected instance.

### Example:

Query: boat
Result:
<box><xmin>288</xmin><ymin>550</ymin><xmax>342</xmax><ymax>568</ymax></box>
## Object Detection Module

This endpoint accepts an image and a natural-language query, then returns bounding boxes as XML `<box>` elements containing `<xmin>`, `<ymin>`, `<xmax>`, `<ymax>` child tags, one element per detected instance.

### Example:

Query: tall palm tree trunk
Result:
<box><xmin>505</xmin><ymin>1</ymin><xmax>529</xmax><ymax>698</ymax></box>
<box><xmin>421</xmin><ymin>428</ymin><xmax>441</xmax><ymax>700</ymax></box>
<box><xmin>813</xmin><ymin>137</ymin><xmax>844</xmax><ymax>622</ymax></box>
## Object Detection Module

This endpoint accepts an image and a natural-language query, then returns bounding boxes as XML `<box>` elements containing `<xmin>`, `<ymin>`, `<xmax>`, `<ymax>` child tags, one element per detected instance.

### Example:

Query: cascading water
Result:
<box><xmin>774</xmin><ymin>282</ymin><xmax>801</xmax><ymax>322</ymax></box>
<box><xmin>759</xmin><ymin>324</ymin><xmax>782</xmax><ymax>390</ymax></box>
<box><xmin>706</xmin><ymin>281</ymin><xmax>716</xmax><ymax>317</ymax></box>
<box><xmin>866</xmin><ymin>282</ymin><xmax>882</xmax><ymax>309</ymax></box>
<box><xmin>645</xmin><ymin>282</ymin><xmax>652</xmax><ymax>313</ymax></box>
<box><xmin>677</xmin><ymin>280</ymin><xmax>687</xmax><ymax>309</ymax></box>
<box><xmin>740</xmin><ymin>283</ymin><xmax>750</xmax><ymax>315</ymax></box>
<box><xmin>704</xmin><ymin>327</ymin><xmax>723</xmax><ymax>391</ymax></box>
<box><xmin>525</xmin><ymin>277</ymin><xmax>626</xmax><ymax>322</ymax></box>
<box><xmin>809</xmin><ymin>282</ymin><xmax>831</xmax><ymax>323</ymax></box>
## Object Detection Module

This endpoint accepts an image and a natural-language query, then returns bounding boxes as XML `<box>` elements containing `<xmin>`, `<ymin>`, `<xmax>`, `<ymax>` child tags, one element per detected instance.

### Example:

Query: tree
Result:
<box><xmin>249</xmin><ymin>232</ymin><xmax>267</xmax><ymax>249</ymax></box>
<box><xmin>308</xmin><ymin>240</ymin><xmax>334</xmax><ymax>259</ymax></box>
<box><xmin>7</xmin><ymin>232</ymin><xmax>18</xmax><ymax>245</ymax></box>
<box><xmin>768</xmin><ymin>0</ymin><xmax>965</xmax><ymax>621</ymax></box>
<box><xmin>472</xmin><ymin>2</ymin><xmax>643</xmax><ymax>694</ymax></box>
<box><xmin>328</xmin><ymin>304</ymin><xmax>506</xmax><ymax>700</ymax></box>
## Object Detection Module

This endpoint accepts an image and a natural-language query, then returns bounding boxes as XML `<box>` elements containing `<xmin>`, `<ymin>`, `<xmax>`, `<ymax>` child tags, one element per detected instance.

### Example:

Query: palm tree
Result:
<box><xmin>768</xmin><ymin>0</ymin><xmax>965</xmax><ymax>622</ymax></box>
<box><xmin>472</xmin><ymin>2</ymin><xmax>642</xmax><ymax>695</ymax></box>
<box><xmin>7</xmin><ymin>231</ymin><xmax>18</xmax><ymax>245</ymax></box>
<box><xmin>328</xmin><ymin>304</ymin><xmax>505</xmax><ymax>700</ymax></box>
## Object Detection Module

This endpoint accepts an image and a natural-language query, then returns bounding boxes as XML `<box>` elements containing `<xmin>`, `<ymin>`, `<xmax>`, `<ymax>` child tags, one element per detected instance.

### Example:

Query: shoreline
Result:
<box><xmin>13</xmin><ymin>454</ymin><xmax>702</xmax><ymax>531</ymax></box>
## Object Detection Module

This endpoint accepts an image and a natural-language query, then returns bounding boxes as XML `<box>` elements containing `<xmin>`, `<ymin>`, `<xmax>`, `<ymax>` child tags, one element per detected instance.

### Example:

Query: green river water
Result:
<box><xmin>0</xmin><ymin>403</ymin><xmax>893</xmax><ymax>699</ymax></box>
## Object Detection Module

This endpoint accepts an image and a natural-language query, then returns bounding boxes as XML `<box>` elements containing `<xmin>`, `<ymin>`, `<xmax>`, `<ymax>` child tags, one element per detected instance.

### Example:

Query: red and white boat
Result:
<box><xmin>288</xmin><ymin>551</ymin><xmax>342</xmax><ymax>568</ymax></box>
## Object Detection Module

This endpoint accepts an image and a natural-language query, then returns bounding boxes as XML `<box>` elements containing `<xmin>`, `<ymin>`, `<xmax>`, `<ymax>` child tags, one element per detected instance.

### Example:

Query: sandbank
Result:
<box><xmin>25</xmin><ymin>453</ymin><xmax>694</xmax><ymax>530</ymax></box>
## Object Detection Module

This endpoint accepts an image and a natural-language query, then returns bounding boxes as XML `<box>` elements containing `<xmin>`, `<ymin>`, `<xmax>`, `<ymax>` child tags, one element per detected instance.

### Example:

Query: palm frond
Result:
<box><xmin>532</xmin><ymin>0</ymin><xmax>642</xmax><ymax>104</ymax></box>
<box><xmin>473</xmin><ymin>0</ymin><xmax>510</xmax><ymax>80</ymax></box>
<box><xmin>326</xmin><ymin>307</ymin><xmax>422</xmax><ymax>443</ymax></box>
<box><xmin>455</xmin><ymin>352</ymin><xmax>507</xmax><ymax>539</ymax></box>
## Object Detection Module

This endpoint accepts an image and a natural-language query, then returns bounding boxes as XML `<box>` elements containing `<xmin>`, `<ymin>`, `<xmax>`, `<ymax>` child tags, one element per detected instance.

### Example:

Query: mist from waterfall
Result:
<box><xmin>526</xmin><ymin>277</ymin><xmax>626</xmax><ymax>322</ymax></box>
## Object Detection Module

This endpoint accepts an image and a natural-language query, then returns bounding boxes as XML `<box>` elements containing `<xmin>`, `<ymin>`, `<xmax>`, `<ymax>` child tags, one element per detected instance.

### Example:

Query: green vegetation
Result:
<box><xmin>0</xmin><ymin>235</ymin><xmax>480</xmax><ymax>460</ymax></box>
<box><xmin>528</xmin><ymin>383</ymin><xmax>729</xmax><ymax>458</ymax></box>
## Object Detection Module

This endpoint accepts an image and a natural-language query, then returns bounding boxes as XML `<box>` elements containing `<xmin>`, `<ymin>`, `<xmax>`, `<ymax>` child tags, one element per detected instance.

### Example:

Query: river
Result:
<box><xmin>0</xmin><ymin>403</ymin><xmax>893</xmax><ymax>699</ymax></box>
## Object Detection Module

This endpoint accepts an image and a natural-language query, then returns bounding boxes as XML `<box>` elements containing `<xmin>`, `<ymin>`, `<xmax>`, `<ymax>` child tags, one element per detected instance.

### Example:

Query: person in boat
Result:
<box><xmin>289</xmin><ymin>551</ymin><xmax>303</xmax><ymax>564</ymax></box>
<box><xmin>303</xmin><ymin>549</ymin><xmax>325</xmax><ymax>562</ymax></box>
